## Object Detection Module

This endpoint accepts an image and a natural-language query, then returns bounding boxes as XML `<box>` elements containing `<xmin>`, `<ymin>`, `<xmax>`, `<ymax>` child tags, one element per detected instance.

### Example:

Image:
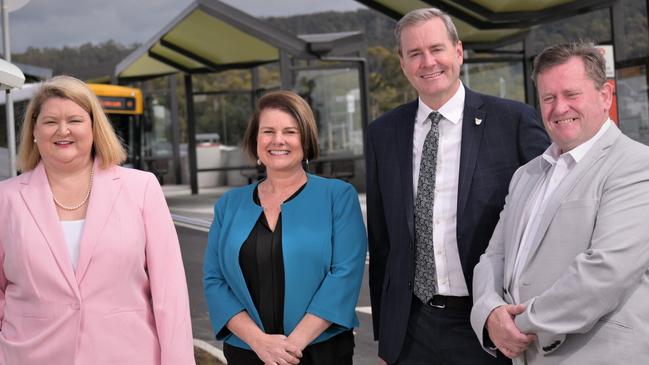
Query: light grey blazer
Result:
<box><xmin>471</xmin><ymin>124</ymin><xmax>649</xmax><ymax>365</ymax></box>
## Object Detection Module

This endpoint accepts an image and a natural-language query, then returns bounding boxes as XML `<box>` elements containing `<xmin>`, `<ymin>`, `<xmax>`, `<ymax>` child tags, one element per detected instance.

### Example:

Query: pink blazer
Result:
<box><xmin>0</xmin><ymin>161</ymin><xmax>195</xmax><ymax>364</ymax></box>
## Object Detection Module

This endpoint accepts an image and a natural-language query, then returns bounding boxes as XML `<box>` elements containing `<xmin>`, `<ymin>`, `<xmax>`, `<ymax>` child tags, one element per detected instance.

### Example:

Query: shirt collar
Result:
<box><xmin>541</xmin><ymin>118</ymin><xmax>612</xmax><ymax>166</ymax></box>
<box><xmin>416</xmin><ymin>83</ymin><xmax>465</xmax><ymax>125</ymax></box>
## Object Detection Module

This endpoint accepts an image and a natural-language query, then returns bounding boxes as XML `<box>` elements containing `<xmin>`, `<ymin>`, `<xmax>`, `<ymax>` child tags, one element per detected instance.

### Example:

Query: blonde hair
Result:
<box><xmin>18</xmin><ymin>75</ymin><xmax>126</xmax><ymax>171</ymax></box>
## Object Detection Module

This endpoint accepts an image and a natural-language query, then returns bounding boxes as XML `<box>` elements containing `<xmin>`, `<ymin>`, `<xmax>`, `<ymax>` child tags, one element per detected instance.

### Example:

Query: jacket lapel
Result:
<box><xmin>20</xmin><ymin>163</ymin><xmax>80</xmax><ymax>298</ymax></box>
<box><xmin>75</xmin><ymin>161</ymin><xmax>122</xmax><ymax>283</ymax></box>
<box><xmin>457</xmin><ymin>89</ymin><xmax>487</xmax><ymax>218</ymax></box>
<box><xmin>524</xmin><ymin>125</ymin><xmax>621</xmax><ymax>267</ymax></box>
<box><xmin>504</xmin><ymin>160</ymin><xmax>549</xmax><ymax>287</ymax></box>
<box><xmin>397</xmin><ymin>101</ymin><xmax>418</xmax><ymax>243</ymax></box>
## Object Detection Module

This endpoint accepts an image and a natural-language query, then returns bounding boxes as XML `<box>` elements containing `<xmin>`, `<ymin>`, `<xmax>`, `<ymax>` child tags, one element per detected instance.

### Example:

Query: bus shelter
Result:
<box><xmin>115</xmin><ymin>0</ymin><xmax>369</xmax><ymax>194</ymax></box>
<box><xmin>356</xmin><ymin>0</ymin><xmax>617</xmax><ymax>104</ymax></box>
<box><xmin>356</xmin><ymin>0</ymin><xmax>649</xmax><ymax>147</ymax></box>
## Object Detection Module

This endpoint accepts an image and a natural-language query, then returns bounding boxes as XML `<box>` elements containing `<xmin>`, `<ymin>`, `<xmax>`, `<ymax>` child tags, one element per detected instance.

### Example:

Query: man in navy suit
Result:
<box><xmin>365</xmin><ymin>8</ymin><xmax>550</xmax><ymax>364</ymax></box>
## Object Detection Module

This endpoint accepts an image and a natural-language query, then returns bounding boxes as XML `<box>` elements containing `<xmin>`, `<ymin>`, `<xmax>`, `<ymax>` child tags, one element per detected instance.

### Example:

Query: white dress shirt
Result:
<box><xmin>511</xmin><ymin>119</ymin><xmax>612</xmax><ymax>302</ymax></box>
<box><xmin>412</xmin><ymin>84</ymin><xmax>468</xmax><ymax>296</ymax></box>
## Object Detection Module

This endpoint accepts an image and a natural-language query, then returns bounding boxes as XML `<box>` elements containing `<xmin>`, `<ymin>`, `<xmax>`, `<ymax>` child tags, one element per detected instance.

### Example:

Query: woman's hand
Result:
<box><xmin>226</xmin><ymin>312</ymin><xmax>302</xmax><ymax>364</ymax></box>
<box><xmin>251</xmin><ymin>333</ymin><xmax>303</xmax><ymax>365</ymax></box>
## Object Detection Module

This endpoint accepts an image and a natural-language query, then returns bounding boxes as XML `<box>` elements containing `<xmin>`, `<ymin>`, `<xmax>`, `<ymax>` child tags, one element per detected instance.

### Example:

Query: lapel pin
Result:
<box><xmin>475</xmin><ymin>117</ymin><xmax>482</xmax><ymax>126</ymax></box>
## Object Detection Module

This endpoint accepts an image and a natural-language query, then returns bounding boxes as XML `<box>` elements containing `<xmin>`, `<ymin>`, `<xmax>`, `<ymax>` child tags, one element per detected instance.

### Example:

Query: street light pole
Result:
<box><xmin>1</xmin><ymin>0</ymin><xmax>16</xmax><ymax>176</ymax></box>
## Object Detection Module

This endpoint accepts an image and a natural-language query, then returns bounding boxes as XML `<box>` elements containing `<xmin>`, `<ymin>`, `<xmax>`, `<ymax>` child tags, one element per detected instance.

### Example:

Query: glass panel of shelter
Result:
<box><xmin>617</xmin><ymin>64</ymin><xmax>649</xmax><ymax>145</ymax></box>
<box><xmin>292</xmin><ymin>64</ymin><xmax>365</xmax><ymax>187</ymax></box>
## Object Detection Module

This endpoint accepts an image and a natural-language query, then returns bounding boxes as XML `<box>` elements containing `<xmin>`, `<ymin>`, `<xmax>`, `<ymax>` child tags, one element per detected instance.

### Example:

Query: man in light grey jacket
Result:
<box><xmin>471</xmin><ymin>41</ymin><xmax>649</xmax><ymax>364</ymax></box>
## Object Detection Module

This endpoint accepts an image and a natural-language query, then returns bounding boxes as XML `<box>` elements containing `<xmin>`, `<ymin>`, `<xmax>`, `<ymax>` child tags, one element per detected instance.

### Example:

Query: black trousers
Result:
<box><xmin>223</xmin><ymin>330</ymin><xmax>354</xmax><ymax>365</ymax></box>
<box><xmin>395</xmin><ymin>296</ymin><xmax>511</xmax><ymax>365</ymax></box>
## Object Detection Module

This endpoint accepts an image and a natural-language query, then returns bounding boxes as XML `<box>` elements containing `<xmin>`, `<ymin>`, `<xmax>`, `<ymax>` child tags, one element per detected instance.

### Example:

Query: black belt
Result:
<box><xmin>425</xmin><ymin>295</ymin><xmax>472</xmax><ymax>310</ymax></box>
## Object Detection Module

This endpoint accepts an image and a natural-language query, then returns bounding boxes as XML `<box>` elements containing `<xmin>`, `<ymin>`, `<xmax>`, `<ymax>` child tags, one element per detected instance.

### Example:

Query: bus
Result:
<box><xmin>87</xmin><ymin>83</ymin><xmax>144</xmax><ymax>168</ymax></box>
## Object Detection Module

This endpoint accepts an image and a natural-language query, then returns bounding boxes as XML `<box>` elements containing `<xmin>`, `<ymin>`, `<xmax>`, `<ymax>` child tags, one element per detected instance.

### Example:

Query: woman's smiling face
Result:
<box><xmin>256</xmin><ymin>108</ymin><xmax>304</xmax><ymax>174</ymax></box>
<box><xmin>33</xmin><ymin>97</ymin><xmax>94</xmax><ymax>168</ymax></box>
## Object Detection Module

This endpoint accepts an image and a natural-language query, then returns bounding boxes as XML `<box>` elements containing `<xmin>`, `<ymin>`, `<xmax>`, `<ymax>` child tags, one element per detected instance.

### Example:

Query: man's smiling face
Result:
<box><xmin>399</xmin><ymin>17</ymin><xmax>463</xmax><ymax>110</ymax></box>
<box><xmin>537</xmin><ymin>56</ymin><xmax>612</xmax><ymax>153</ymax></box>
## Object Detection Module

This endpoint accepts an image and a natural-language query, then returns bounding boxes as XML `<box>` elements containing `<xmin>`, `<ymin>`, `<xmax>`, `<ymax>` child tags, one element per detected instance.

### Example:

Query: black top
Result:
<box><xmin>239</xmin><ymin>182</ymin><xmax>306</xmax><ymax>334</ymax></box>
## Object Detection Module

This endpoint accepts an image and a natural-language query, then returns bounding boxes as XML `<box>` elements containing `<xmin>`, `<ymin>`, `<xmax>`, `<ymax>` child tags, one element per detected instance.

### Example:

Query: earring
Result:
<box><xmin>257</xmin><ymin>159</ymin><xmax>261</xmax><ymax>166</ymax></box>
<box><xmin>33</xmin><ymin>138</ymin><xmax>37</xmax><ymax>143</ymax></box>
<box><xmin>305</xmin><ymin>159</ymin><xmax>309</xmax><ymax>166</ymax></box>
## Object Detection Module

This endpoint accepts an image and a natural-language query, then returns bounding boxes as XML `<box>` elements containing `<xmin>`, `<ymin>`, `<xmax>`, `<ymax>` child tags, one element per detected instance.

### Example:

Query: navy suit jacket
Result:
<box><xmin>365</xmin><ymin>88</ymin><xmax>550</xmax><ymax>362</ymax></box>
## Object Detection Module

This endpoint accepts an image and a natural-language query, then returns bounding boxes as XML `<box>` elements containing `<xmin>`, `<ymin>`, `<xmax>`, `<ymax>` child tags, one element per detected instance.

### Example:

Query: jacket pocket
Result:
<box><xmin>597</xmin><ymin>317</ymin><xmax>633</xmax><ymax>331</ymax></box>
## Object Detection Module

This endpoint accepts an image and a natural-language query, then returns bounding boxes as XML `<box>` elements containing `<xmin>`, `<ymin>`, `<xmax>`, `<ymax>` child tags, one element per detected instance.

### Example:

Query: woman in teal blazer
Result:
<box><xmin>204</xmin><ymin>91</ymin><xmax>367</xmax><ymax>365</ymax></box>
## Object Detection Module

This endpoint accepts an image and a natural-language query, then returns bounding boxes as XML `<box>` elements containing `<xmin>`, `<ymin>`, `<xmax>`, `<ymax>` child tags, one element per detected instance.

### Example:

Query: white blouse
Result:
<box><xmin>61</xmin><ymin>219</ymin><xmax>85</xmax><ymax>270</ymax></box>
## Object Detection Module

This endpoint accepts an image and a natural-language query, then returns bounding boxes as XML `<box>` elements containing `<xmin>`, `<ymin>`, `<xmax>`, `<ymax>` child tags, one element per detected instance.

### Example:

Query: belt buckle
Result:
<box><xmin>428</xmin><ymin>296</ymin><xmax>446</xmax><ymax>309</ymax></box>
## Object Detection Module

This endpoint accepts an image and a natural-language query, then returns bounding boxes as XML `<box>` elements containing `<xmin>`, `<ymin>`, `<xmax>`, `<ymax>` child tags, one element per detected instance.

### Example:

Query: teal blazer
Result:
<box><xmin>203</xmin><ymin>174</ymin><xmax>367</xmax><ymax>349</ymax></box>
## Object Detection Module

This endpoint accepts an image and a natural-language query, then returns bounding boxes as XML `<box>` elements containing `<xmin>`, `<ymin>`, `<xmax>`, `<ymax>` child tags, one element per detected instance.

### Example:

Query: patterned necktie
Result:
<box><xmin>414</xmin><ymin>111</ymin><xmax>442</xmax><ymax>303</ymax></box>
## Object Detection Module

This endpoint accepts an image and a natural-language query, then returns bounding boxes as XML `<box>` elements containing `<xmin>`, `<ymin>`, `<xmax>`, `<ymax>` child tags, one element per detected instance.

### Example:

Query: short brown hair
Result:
<box><xmin>395</xmin><ymin>8</ymin><xmax>460</xmax><ymax>55</ymax></box>
<box><xmin>242</xmin><ymin>90</ymin><xmax>319</xmax><ymax>163</ymax></box>
<box><xmin>18</xmin><ymin>76</ymin><xmax>126</xmax><ymax>171</ymax></box>
<box><xmin>532</xmin><ymin>41</ymin><xmax>607</xmax><ymax>88</ymax></box>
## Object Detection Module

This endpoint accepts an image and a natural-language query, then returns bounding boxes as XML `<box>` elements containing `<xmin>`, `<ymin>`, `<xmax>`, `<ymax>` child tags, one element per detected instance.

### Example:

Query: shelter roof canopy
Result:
<box><xmin>115</xmin><ymin>0</ymin><xmax>364</xmax><ymax>81</ymax></box>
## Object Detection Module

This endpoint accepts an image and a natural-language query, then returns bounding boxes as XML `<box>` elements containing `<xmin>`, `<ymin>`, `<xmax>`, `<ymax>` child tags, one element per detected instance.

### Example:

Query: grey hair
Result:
<box><xmin>532</xmin><ymin>41</ymin><xmax>607</xmax><ymax>88</ymax></box>
<box><xmin>395</xmin><ymin>8</ymin><xmax>460</xmax><ymax>55</ymax></box>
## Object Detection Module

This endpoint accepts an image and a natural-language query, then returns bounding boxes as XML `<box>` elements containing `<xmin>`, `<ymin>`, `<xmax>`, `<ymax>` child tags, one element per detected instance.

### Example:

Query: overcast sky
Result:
<box><xmin>8</xmin><ymin>0</ymin><xmax>365</xmax><ymax>53</ymax></box>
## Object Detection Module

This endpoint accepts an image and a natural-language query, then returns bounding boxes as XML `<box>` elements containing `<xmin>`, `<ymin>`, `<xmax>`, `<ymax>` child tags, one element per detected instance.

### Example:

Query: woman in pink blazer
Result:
<box><xmin>0</xmin><ymin>76</ymin><xmax>195</xmax><ymax>364</ymax></box>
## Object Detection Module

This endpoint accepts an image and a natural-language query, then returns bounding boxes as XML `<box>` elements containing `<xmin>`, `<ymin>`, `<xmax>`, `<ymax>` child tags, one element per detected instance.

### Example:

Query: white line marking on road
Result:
<box><xmin>174</xmin><ymin>220</ymin><xmax>210</xmax><ymax>232</ymax></box>
<box><xmin>356</xmin><ymin>306</ymin><xmax>372</xmax><ymax>315</ymax></box>
<box><xmin>194</xmin><ymin>338</ymin><xmax>227</xmax><ymax>364</ymax></box>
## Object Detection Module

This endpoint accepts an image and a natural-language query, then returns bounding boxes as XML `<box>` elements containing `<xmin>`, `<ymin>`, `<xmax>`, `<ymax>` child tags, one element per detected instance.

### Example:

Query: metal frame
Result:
<box><xmin>169</xmin><ymin>75</ymin><xmax>182</xmax><ymax>184</ymax></box>
<box><xmin>357</xmin><ymin>0</ymin><xmax>616</xmax><ymax>29</ymax></box>
<box><xmin>14</xmin><ymin>62</ymin><xmax>52</xmax><ymax>81</ymax></box>
<box><xmin>463</xmin><ymin>31</ymin><xmax>530</xmax><ymax>51</ymax></box>
<box><xmin>184</xmin><ymin>74</ymin><xmax>198</xmax><ymax>194</ymax></box>
<box><xmin>147</xmin><ymin>49</ymin><xmax>196</xmax><ymax>74</ymax></box>
<box><xmin>116</xmin><ymin>0</ymin><xmax>371</xmax><ymax>194</ymax></box>
<box><xmin>435</xmin><ymin>0</ymin><xmax>616</xmax><ymax>28</ymax></box>
<box><xmin>355</xmin><ymin>0</ymin><xmax>617</xmax><ymax>51</ymax></box>
<box><xmin>195</xmin><ymin>0</ymin><xmax>310</xmax><ymax>58</ymax></box>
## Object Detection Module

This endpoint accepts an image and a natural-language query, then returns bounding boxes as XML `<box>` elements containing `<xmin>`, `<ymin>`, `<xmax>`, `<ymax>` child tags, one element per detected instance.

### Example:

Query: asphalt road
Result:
<box><xmin>177</xmin><ymin>224</ymin><xmax>378</xmax><ymax>365</ymax></box>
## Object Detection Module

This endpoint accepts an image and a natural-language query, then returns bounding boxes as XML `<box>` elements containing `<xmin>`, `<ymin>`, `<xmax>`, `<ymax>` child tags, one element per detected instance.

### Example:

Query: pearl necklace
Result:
<box><xmin>52</xmin><ymin>168</ymin><xmax>94</xmax><ymax>211</ymax></box>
